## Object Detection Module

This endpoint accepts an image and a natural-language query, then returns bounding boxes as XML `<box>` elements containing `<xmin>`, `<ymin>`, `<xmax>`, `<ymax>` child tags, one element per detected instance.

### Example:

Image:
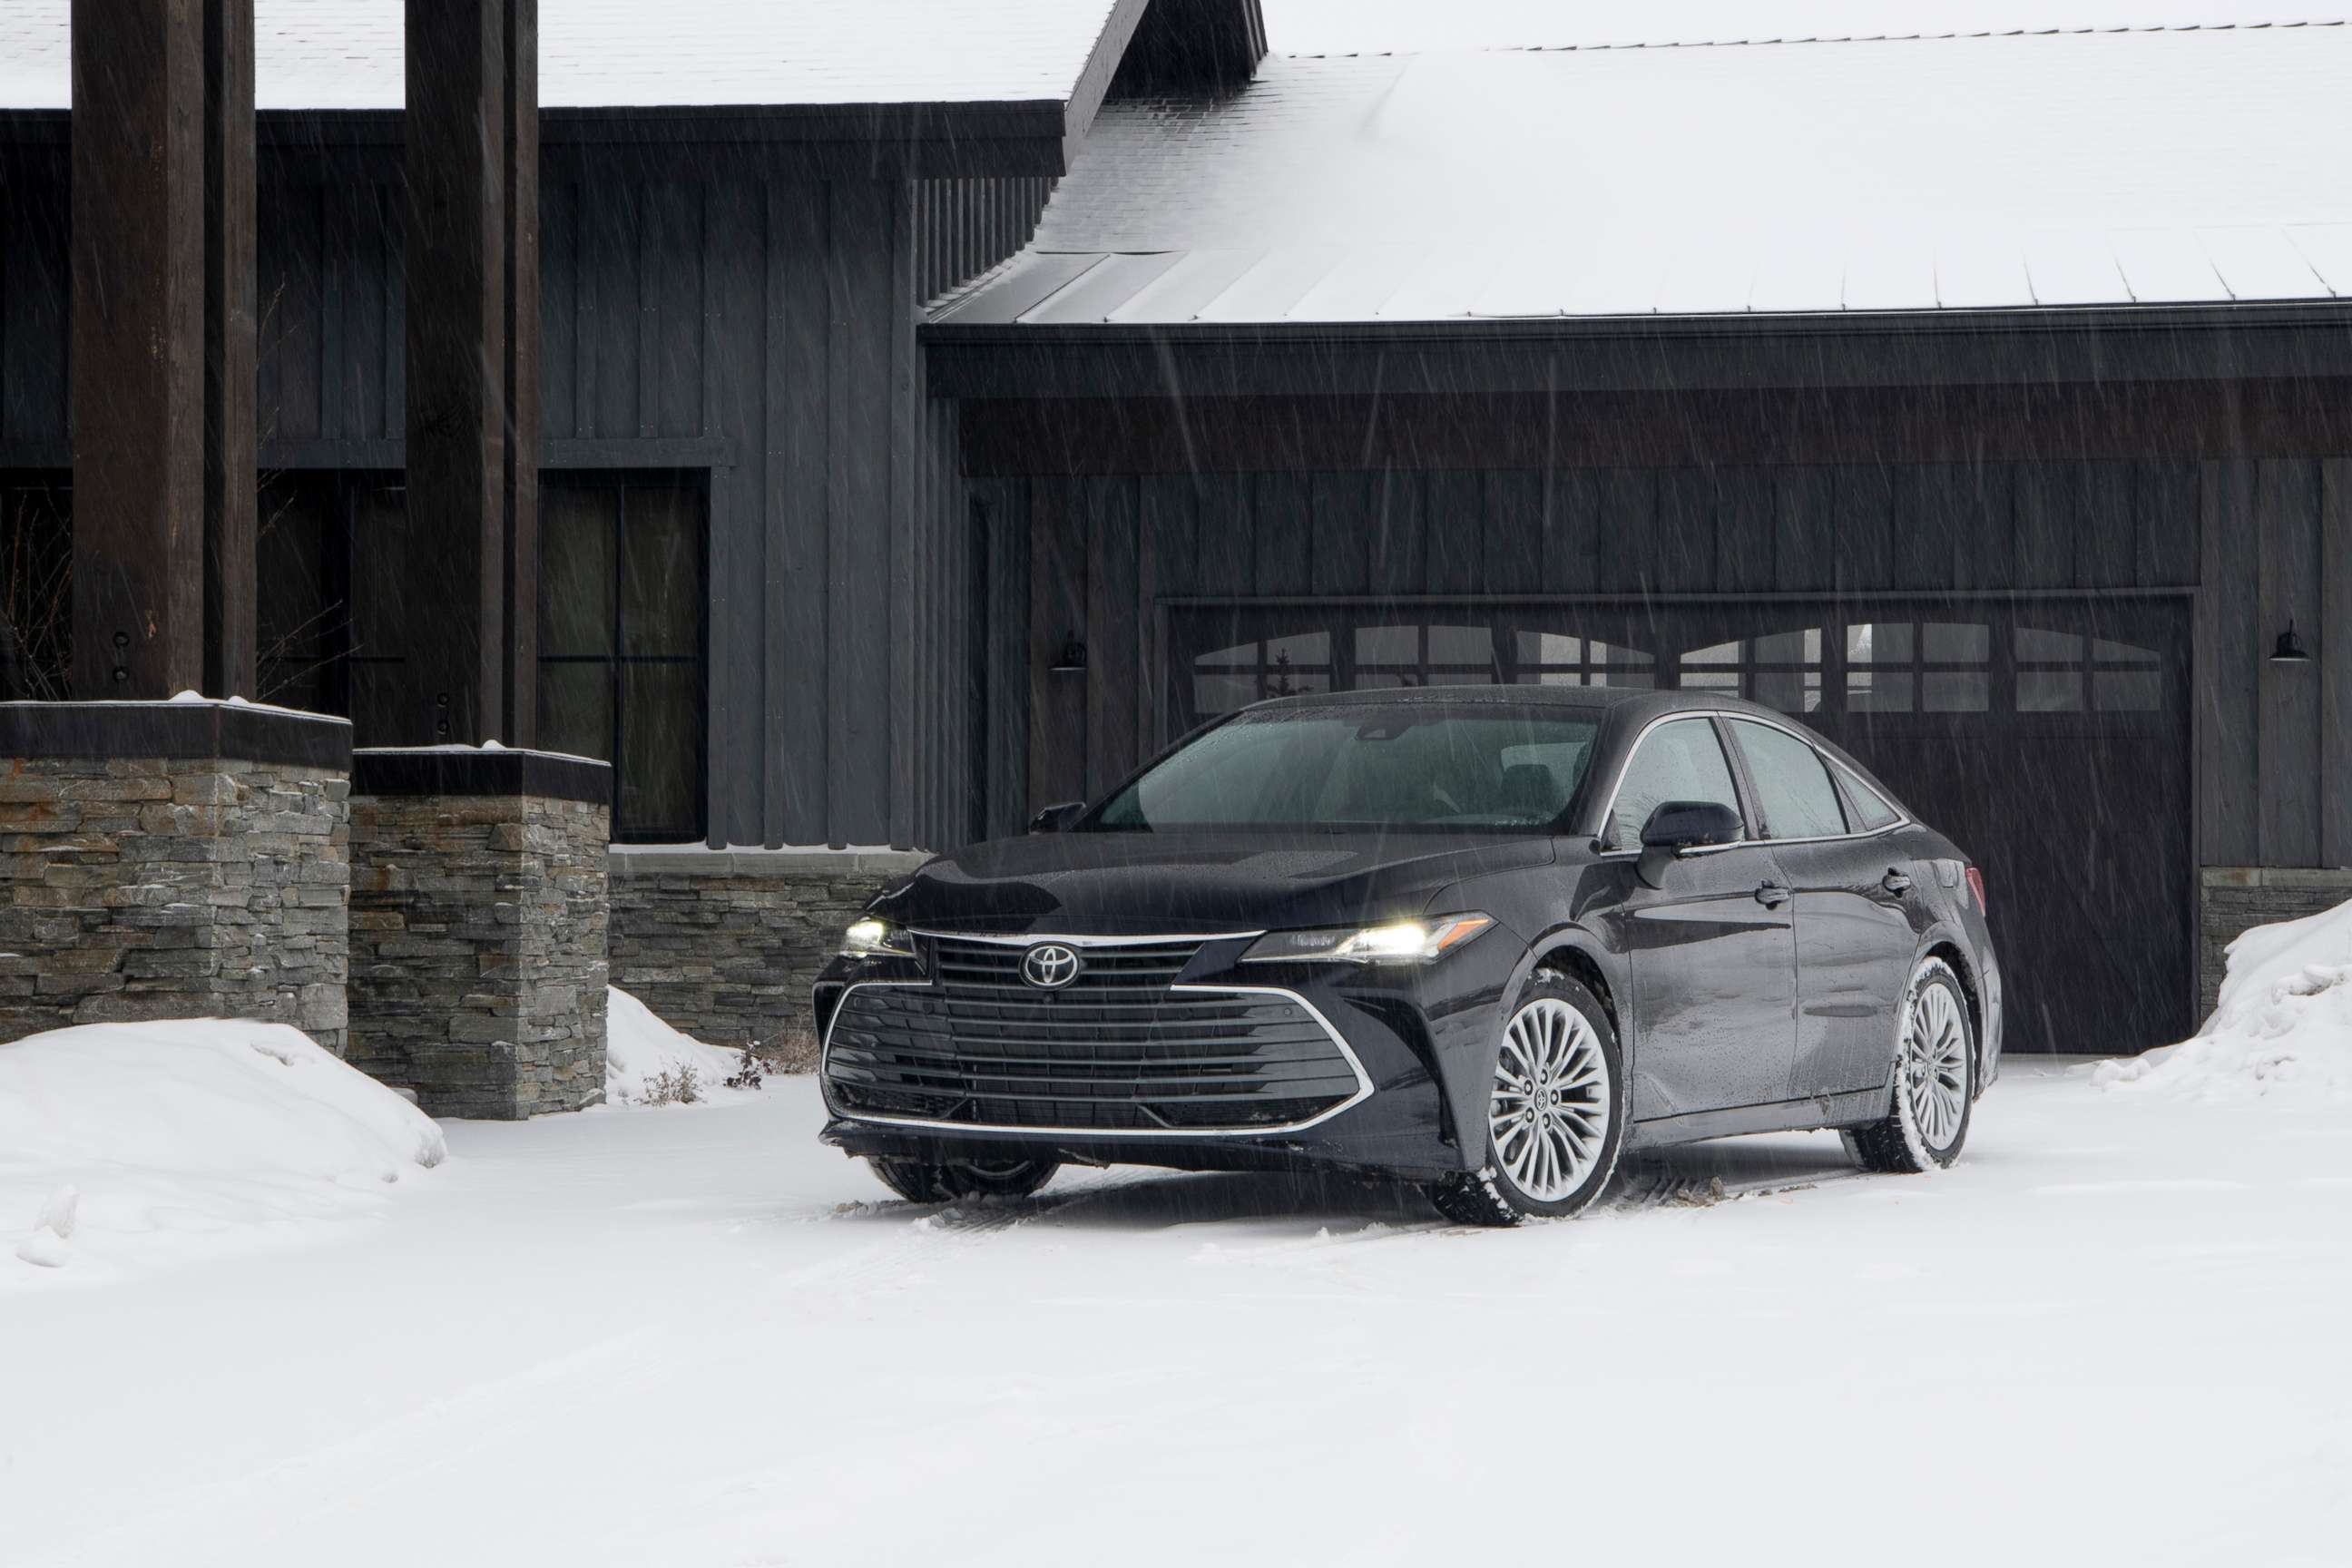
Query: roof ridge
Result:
<box><xmin>1279</xmin><ymin>17</ymin><xmax>2347</xmax><ymax>60</ymax></box>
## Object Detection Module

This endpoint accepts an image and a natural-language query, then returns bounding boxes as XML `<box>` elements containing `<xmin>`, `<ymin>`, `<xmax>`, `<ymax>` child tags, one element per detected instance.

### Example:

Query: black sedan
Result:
<box><xmin>816</xmin><ymin>687</ymin><xmax>2002</xmax><ymax>1225</ymax></box>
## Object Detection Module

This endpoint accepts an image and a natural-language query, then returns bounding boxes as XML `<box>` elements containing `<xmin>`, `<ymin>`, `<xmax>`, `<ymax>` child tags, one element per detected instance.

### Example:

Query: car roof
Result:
<box><xmin>1242</xmin><ymin>683</ymin><xmax>1776</xmax><ymax>723</ymax></box>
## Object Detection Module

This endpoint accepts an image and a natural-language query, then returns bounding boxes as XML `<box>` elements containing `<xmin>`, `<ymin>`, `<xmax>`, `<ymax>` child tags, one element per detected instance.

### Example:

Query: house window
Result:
<box><xmin>537</xmin><ymin>476</ymin><xmax>706</xmax><ymax>842</ymax></box>
<box><xmin>0</xmin><ymin>475</ymin><xmax>72</xmax><ymax>700</ymax></box>
<box><xmin>254</xmin><ymin>474</ymin><xmax>407</xmax><ymax>729</ymax></box>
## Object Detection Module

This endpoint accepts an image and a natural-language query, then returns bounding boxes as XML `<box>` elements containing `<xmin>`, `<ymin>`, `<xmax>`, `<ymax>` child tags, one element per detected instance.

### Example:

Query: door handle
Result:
<box><xmin>1755</xmin><ymin>881</ymin><xmax>1790</xmax><ymax>908</ymax></box>
<box><xmin>1881</xmin><ymin>869</ymin><xmax>1914</xmax><ymax>896</ymax></box>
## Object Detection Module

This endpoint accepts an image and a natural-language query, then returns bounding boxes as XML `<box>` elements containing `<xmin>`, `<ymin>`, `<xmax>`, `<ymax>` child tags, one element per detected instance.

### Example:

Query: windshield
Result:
<box><xmin>1090</xmin><ymin>704</ymin><xmax>1601</xmax><ymax>832</ymax></box>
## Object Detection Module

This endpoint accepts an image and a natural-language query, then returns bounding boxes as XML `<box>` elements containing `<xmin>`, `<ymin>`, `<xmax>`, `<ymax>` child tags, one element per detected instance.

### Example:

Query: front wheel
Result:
<box><xmin>1844</xmin><ymin>956</ymin><xmax>1974</xmax><ymax>1173</ymax></box>
<box><xmin>866</xmin><ymin>1154</ymin><xmax>1059</xmax><ymax>1204</ymax></box>
<box><xmin>1426</xmin><ymin>973</ymin><xmax>1628</xmax><ymax>1226</ymax></box>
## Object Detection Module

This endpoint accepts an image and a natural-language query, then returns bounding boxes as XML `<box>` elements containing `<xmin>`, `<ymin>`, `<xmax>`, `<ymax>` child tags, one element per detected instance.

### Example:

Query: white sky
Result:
<box><xmin>1260</xmin><ymin>0</ymin><xmax>2346</xmax><ymax>53</ymax></box>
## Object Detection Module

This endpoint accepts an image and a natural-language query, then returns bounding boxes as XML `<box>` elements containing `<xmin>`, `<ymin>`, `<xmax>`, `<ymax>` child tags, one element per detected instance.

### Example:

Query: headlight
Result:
<box><xmin>1241</xmin><ymin>913</ymin><xmax>1494</xmax><ymax>965</ymax></box>
<box><xmin>841</xmin><ymin>917</ymin><xmax>916</xmax><ymax>959</ymax></box>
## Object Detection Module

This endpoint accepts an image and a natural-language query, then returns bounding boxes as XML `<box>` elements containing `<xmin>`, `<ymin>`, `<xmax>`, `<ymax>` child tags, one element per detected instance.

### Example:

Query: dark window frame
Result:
<box><xmin>536</xmin><ymin>468</ymin><xmax>710</xmax><ymax>843</ymax></box>
<box><xmin>252</xmin><ymin>469</ymin><xmax>407</xmax><ymax>718</ymax></box>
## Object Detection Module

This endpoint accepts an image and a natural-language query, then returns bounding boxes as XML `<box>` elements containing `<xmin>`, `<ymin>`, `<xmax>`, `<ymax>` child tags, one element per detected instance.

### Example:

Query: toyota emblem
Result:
<box><xmin>1020</xmin><ymin>942</ymin><xmax>1082</xmax><ymax>990</ymax></box>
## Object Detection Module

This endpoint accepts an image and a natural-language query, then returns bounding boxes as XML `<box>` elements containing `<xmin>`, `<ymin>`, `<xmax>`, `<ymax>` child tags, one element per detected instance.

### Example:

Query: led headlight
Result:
<box><xmin>1242</xmin><ymin>913</ymin><xmax>1493</xmax><ymax>965</ymax></box>
<box><xmin>840</xmin><ymin>916</ymin><xmax>916</xmax><ymax>959</ymax></box>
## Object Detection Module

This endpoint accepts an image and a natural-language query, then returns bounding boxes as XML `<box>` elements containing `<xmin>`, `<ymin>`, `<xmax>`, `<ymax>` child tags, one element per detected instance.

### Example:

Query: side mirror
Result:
<box><xmin>1029</xmin><ymin>800</ymin><xmax>1086</xmax><ymax>834</ymax></box>
<box><xmin>1636</xmin><ymin>799</ymin><xmax>1743</xmax><ymax>887</ymax></box>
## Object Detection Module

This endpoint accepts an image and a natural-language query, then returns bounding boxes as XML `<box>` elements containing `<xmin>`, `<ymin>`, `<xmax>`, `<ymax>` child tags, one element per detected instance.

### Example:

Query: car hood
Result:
<box><xmin>867</xmin><ymin>830</ymin><xmax>1557</xmax><ymax>936</ymax></box>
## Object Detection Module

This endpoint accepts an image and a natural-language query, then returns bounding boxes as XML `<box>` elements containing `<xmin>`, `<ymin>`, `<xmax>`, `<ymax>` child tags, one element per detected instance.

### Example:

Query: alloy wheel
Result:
<box><xmin>1903</xmin><ymin>978</ymin><xmax>1969</xmax><ymax>1152</ymax></box>
<box><xmin>1489</xmin><ymin>997</ymin><xmax>1613</xmax><ymax>1203</ymax></box>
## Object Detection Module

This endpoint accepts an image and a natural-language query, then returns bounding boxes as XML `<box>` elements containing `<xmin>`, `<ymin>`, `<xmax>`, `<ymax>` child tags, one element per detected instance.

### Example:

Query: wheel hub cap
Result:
<box><xmin>1903</xmin><ymin>981</ymin><xmax>1968</xmax><ymax>1152</ymax></box>
<box><xmin>1487</xmin><ymin>998</ymin><xmax>1612</xmax><ymax>1204</ymax></box>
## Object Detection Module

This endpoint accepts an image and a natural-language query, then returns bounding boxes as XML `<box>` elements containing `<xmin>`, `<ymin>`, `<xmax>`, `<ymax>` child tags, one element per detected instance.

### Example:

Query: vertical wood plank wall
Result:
<box><xmin>0</xmin><ymin>141</ymin><xmax>1051</xmax><ymax>851</ymax></box>
<box><xmin>999</xmin><ymin>453</ymin><xmax>2352</xmax><ymax>876</ymax></box>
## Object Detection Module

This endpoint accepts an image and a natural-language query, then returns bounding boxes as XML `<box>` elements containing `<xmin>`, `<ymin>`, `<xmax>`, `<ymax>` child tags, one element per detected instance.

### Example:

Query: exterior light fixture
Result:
<box><xmin>2270</xmin><ymin>620</ymin><xmax>2313</xmax><ymax>664</ymax></box>
<box><xmin>1049</xmin><ymin>635</ymin><xmax>1089</xmax><ymax>673</ymax></box>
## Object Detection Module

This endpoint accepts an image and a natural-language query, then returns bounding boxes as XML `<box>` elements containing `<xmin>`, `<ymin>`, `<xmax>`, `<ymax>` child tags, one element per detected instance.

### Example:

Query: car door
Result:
<box><xmin>1724</xmin><ymin>719</ymin><xmax>1916</xmax><ymax>1098</ymax></box>
<box><xmin>1598</xmin><ymin>716</ymin><xmax>1798</xmax><ymax>1120</ymax></box>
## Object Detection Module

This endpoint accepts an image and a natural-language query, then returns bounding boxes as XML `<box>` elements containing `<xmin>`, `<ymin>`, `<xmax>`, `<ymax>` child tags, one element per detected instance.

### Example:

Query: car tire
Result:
<box><xmin>1426</xmin><ymin>971</ymin><xmax>1629</xmax><ymax>1227</ymax></box>
<box><xmin>867</xmin><ymin>1154</ymin><xmax>1059</xmax><ymax>1204</ymax></box>
<box><xmin>1844</xmin><ymin>956</ymin><xmax>1975</xmax><ymax>1174</ymax></box>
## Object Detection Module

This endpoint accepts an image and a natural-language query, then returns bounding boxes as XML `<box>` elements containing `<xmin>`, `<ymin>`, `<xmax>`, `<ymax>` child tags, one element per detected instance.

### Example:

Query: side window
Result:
<box><xmin>1605</xmin><ymin>720</ymin><xmax>1744</xmax><ymax>849</ymax></box>
<box><xmin>1729</xmin><ymin>720</ymin><xmax>1847</xmax><ymax>840</ymax></box>
<box><xmin>1835</xmin><ymin>762</ymin><xmax>1902</xmax><ymax>831</ymax></box>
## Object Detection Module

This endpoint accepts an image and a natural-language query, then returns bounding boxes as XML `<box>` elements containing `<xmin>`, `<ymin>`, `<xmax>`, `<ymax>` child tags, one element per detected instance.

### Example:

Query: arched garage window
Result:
<box><xmin>1187</xmin><ymin>619</ymin><xmax>1654</xmax><ymax>719</ymax></box>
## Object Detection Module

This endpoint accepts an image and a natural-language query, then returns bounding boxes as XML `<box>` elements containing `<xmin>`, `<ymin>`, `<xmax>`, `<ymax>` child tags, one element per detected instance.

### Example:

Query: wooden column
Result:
<box><xmin>70</xmin><ymin>0</ymin><xmax>205</xmax><ymax>698</ymax></box>
<box><xmin>403</xmin><ymin>0</ymin><xmax>538</xmax><ymax>745</ymax></box>
<box><xmin>203</xmin><ymin>0</ymin><xmax>257</xmax><ymax>701</ymax></box>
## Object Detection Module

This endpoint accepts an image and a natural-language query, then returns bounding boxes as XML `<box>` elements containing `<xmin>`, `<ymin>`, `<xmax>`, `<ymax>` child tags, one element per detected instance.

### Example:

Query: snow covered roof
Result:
<box><xmin>932</xmin><ymin>23</ymin><xmax>2352</xmax><ymax>327</ymax></box>
<box><xmin>0</xmin><ymin>0</ymin><xmax>1133</xmax><ymax>112</ymax></box>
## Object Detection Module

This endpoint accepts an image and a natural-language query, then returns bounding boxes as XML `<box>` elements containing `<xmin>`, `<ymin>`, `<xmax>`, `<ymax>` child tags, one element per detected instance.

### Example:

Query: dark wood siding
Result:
<box><xmin>0</xmin><ymin>135</ymin><xmax>1051</xmax><ymax>851</ymax></box>
<box><xmin>970</xmin><ymin>390</ymin><xmax>2351</xmax><ymax>868</ymax></box>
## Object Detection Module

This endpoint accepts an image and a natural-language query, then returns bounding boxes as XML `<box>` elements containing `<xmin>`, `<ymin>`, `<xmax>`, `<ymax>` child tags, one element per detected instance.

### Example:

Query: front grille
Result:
<box><xmin>823</xmin><ymin>936</ymin><xmax>1366</xmax><ymax>1133</ymax></box>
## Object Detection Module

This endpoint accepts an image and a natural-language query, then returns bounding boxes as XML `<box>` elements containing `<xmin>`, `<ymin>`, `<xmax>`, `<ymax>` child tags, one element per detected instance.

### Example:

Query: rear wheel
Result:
<box><xmin>1845</xmin><ymin>956</ymin><xmax>1974</xmax><ymax>1173</ymax></box>
<box><xmin>867</xmin><ymin>1154</ymin><xmax>1059</xmax><ymax>1204</ymax></box>
<box><xmin>1426</xmin><ymin>974</ymin><xmax>1627</xmax><ymax>1226</ymax></box>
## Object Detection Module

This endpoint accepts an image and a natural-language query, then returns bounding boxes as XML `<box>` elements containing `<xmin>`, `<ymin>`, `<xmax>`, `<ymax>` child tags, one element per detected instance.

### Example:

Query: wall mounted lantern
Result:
<box><xmin>2269</xmin><ymin>620</ymin><xmax>2313</xmax><ymax>665</ymax></box>
<box><xmin>1049</xmin><ymin>635</ymin><xmax>1089</xmax><ymax>674</ymax></box>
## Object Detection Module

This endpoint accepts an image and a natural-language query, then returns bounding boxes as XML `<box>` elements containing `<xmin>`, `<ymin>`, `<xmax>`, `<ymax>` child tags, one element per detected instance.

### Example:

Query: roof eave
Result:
<box><xmin>921</xmin><ymin>299</ymin><xmax>2352</xmax><ymax>397</ymax></box>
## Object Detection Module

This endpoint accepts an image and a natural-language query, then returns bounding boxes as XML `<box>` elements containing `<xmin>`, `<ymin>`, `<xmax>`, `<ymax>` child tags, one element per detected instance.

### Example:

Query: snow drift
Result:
<box><xmin>1</xmin><ymin>1018</ymin><xmax>445</xmax><ymax>1278</ymax></box>
<box><xmin>603</xmin><ymin>985</ymin><xmax>749</xmax><ymax>1107</ymax></box>
<box><xmin>2094</xmin><ymin>897</ymin><xmax>2352</xmax><ymax>1103</ymax></box>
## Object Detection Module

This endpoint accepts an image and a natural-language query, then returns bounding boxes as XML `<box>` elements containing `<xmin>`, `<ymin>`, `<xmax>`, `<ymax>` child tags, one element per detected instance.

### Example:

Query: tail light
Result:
<box><xmin>1965</xmin><ymin>865</ymin><xmax>1986</xmax><ymax>914</ymax></box>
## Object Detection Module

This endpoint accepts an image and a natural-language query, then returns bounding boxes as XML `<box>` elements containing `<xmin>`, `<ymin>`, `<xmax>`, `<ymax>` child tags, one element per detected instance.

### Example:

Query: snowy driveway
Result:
<box><xmin>7</xmin><ymin>1062</ymin><xmax>2349</xmax><ymax>1568</ymax></box>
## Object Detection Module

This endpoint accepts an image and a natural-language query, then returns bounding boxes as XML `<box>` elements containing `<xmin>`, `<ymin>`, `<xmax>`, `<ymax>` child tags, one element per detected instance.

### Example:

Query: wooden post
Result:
<box><xmin>503</xmin><ymin>0</ymin><xmax>541</xmax><ymax>747</ymax></box>
<box><xmin>403</xmin><ymin>0</ymin><xmax>538</xmax><ymax>744</ymax></box>
<box><xmin>203</xmin><ymin>0</ymin><xmax>257</xmax><ymax>701</ymax></box>
<box><xmin>70</xmin><ymin>0</ymin><xmax>205</xmax><ymax>699</ymax></box>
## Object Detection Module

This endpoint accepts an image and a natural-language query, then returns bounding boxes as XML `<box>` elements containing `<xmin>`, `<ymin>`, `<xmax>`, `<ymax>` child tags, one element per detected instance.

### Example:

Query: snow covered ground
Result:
<box><xmin>5</xmin><ymin>1054</ymin><xmax>2348</xmax><ymax>1567</ymax></box>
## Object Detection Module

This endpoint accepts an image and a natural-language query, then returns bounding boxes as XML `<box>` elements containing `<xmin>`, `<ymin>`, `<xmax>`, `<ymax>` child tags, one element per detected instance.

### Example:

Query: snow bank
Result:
<box><xmin>603</xmin><ymin>986</ymin><xmax>750</xmax><ymax>1108</ymax></box>
<box><xmin>2093</xmin><ymin>897</ymin><xmax>2352</xmax><ymax>1103</ymax></box>
<box><xmin>1</xmin><ymin>1019</ymin><xmax>445</xmax><ymax>1279</ymax></box>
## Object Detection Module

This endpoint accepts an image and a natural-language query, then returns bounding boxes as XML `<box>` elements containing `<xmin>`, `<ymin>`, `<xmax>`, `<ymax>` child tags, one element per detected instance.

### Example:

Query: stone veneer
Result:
<box><xmin>347</xmin><ymin>749</ymin><xmax>612</xmax><ymax>1118</ymax></box>
<box><xmin>608</xmin><ymin>848</ymin><xmax>928</xmax><ymax>1068</ymax></box>
<box><xmin>2200</xmin><ymin>866</ymin><xmax>2352</xmax><ymax>1015</ymax></box>
<box><xmin>0</xmin><ymin>701</ymin><xmax>353</xmax><ymax>1051</ymax></box>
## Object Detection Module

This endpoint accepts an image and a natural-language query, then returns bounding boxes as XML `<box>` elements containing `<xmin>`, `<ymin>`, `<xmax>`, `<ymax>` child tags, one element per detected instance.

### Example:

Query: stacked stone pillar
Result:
<box><xmin>0</xmin><ymin>701</ymin><xmax>352</xmax><ymax>1049</ymax></box>
<box><xmin>346</xmin><ymin>749</ymin><xmax>610</xmax><ymax>1118</ymax></box>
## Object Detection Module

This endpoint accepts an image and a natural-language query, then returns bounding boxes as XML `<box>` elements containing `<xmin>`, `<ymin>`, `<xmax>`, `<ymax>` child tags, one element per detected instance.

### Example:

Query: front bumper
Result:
<box><xmin>814</xmin><ymin>927</ymin><xmax>1521</xmax><ymax>1182</ymax></box>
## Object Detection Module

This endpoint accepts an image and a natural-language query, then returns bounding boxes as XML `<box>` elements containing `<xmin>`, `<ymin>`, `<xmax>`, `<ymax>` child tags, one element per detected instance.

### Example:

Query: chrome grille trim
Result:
<box><xmin>818</xmin><ymin>976</ymin><xmax>1375</xmax><ymax>1139</ymax></box>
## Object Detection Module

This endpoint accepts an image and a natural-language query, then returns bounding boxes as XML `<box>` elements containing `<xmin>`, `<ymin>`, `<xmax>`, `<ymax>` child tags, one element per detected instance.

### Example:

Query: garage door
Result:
<box><xmin>1166</xmin><ymin>596</ymin><xmax>2193</xmax><ymax>1056</ymax></box>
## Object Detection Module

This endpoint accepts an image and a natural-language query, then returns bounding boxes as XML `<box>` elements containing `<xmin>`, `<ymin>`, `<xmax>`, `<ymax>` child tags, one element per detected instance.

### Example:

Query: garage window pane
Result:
<box><xmin>1924</xmin><ymin>671</ymin><xmax>1989</xmax><ymax>711</ymax></box>
<box><xmin>1848</xmin><ymin>670</ymin><xmax>1913</xmax><ymax>711</ymax></box>
<box><xmin>2019</xmin><ymin>670</ymin><xmax>2082</xmax><ymax>711</ymax></box>
<box><xmin>1924</xmin><ymin>622</ymin><xmax>1989</xmax><ymax>661</ymax></box>
<box><xmin>2094</xmin><ymin>670</ymin><xmax>2162</xmax><ymax>710</ymax></box>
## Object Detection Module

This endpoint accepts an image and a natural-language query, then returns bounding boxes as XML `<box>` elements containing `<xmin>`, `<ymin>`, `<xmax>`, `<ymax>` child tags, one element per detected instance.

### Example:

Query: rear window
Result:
<box><xmin>1091</xmin><ymin>705</ymin><xmax>1602</xmax><ymax>832</ymax></box>
<box><xmin>1835</xmin><ymin>763</ymin><xmax>1903</xmax><ymax>831</ymax></box>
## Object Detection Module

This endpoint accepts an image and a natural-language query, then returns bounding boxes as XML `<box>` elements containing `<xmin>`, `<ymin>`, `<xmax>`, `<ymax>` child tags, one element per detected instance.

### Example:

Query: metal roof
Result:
<box><xmin>931</xmin><ymin>23</ymin><xmax>2352</xmax><ymax>327</ymax></box>
<box><xmin>0</xmin><ymin>0</ymin><xmax>1132</xmax><ymax>112</ymax></box>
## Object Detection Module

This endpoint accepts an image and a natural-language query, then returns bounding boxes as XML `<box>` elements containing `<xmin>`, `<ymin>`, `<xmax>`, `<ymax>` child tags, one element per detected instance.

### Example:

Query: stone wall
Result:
<box><xmin>2200</xmin><ymin>867</ymin><xmax>2352</xmax><ymax>1015</ymax></box>
<box><xmin>347</xmin><ymin>750</ymin><xmax>611</xmax><ymax>1118</ymax></box>
<box><xmin>608</xmin><ymin>848</ymin><xmax>927</xmax><ymax>1067</ymax></box>
<box><xmin>0</xmin><ymin>702</ymin><xmax>352</xmax><ymax>1051</ymax></box>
